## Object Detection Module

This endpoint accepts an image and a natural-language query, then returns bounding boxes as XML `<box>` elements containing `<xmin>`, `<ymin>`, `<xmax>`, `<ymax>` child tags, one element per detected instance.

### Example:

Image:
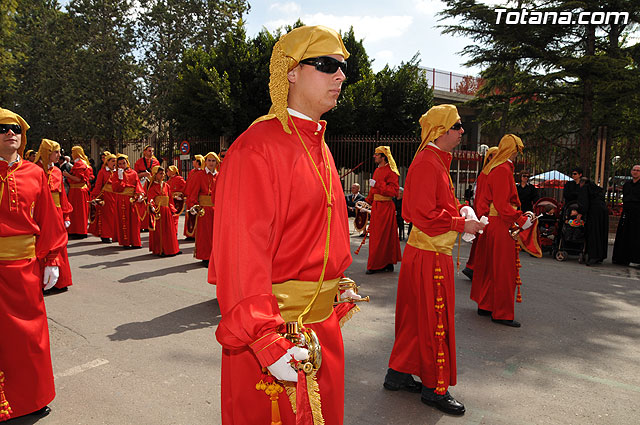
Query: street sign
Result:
<box><xmin>179</xmin><ymin>140</ymin><xmax>190</xmax><ymax>155</ymax></box>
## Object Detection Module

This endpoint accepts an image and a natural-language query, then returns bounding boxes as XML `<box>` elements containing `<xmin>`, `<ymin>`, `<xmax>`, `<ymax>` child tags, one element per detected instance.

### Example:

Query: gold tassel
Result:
<box><xmin>307</xmin><ymin>370</ymin><xmax>325</xmax><ymax>425</ymax></box>
<box><xmin>0</xmin><ymin>370</ymin><xmax>12</xmax><ymax>421</ymax></box>
<box><xmin>284</xmin><ymin>382</ymin><xmax>297</xmax><ymax>414</ymax></box>
<box><xmin>434</xmin><ymin>253</ymin><xmax>447</xmax><ymax>395</ymax></box>
<box><xmin>256</xmin><ymin>369</ymin><xmax>284</xmax><ymax>425</ymax></box>
<box><xmin>268</xmin><ymin>42</ymin><xmax>292</xmax><ymax>134</ymax></box>
<box><xmin>515</xmin><ymin>244</ymin><xmax>523</xmax><ymax>303</ymax></box>
<box><xmin>338</xmin><ymin>305</ymin><xmax>361</xmax><ymax>328</ymax></box>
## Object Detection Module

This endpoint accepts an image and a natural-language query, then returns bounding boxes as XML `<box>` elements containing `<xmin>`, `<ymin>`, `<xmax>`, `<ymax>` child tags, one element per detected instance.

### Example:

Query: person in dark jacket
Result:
<box><xmin>516</xmin><ymin>171</ymin><xmax>539</xmax><ymax>213</ymax></box>
<box><xmin>577</xmin><ymin>177</ymin><xmax>609</xmax><ymax>266</ymax></box>
<box><xmin>612</xmin><ymin>165</ymin><xmax>640</xmax><ymax>265</ymax></box>
<box><xmin>563</xmin><ymin>167</ymin><xmax>583</xmax><ymax>205</ymax></box>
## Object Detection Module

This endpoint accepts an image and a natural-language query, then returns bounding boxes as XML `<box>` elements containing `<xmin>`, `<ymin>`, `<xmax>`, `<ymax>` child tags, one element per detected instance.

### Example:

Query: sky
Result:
<box><xmin>243</xmin><ymin>0</ymin><xmax>483</xmax><ymax>75</ymax></box>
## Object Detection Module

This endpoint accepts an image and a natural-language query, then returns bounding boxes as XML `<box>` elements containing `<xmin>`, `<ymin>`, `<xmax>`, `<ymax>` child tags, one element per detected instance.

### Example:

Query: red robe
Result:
<box><xmin>88</xmin><ymin>167</ymin><xmax>118</xmax><ymax>240</ymax></box>
<box><xmin>134</xmin><ymin>156</ymin><xmax>160</xmax><ymax>231</ymax></box>
<box><xmin>210</xmin><ymin>116</ymin><xmax>352</xmax><ymax>425</ymax></box>
<box><xmin>186</xmin><ymin>169</ymin><xmax>216</xmax><ymax>261</ymax></box>
<box><xmin>365</xmin><ymin>164</ymin><xmax>401</xmax><ymax>270</ymax></box>
<box><xmin>470</xmin><ymin>161</ymin><xmax>528</xmax><ymax>321</ymax></box>
<box><xmin>110</xmin><ymin>169</ymin><xmax>144</xmax><ymax>247</ymax></box>
<box><xmin>182</xmin><ymin>167</ymin><xmax>201</xmax><ymax>237</ymax></box>
<box><xmin>388</xmin><ymin>145</ymin><xmax>465</xmax><ymax>393</ymax></box>
<box><xmin>167</xmin><ymin>174</ymin><xmax>186</xmax><ymax>230</ymax></box>
<box><xmin>39</xmin><ymin>163</ymin><xmax>73</xmax><ymax>289</ymax></box>
<box><xmin>66</xmin><ymin>159</ymin><xmax>93</xmax><ymax>234</ymax></box>
<box><xmin>147</xmin><ymin>181</ymin><xmax>180</xmax><ymax>256</ymax></box>
<box><xmin>0</xmin><ymin>158</ymin><xmax>67</xmax><ymax>419</ymax></box>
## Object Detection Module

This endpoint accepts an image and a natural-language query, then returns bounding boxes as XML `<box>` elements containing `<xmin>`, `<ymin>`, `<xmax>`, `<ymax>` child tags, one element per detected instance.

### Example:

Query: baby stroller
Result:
<box><xmin>533</xmin><ymin>197</ymin><xmax>560</xmax><ymax>255</ymax></box>
<box><xmin>554</xmin><ymin>201</ymin><xmax>586</xmax><ymax>262</ymax></box>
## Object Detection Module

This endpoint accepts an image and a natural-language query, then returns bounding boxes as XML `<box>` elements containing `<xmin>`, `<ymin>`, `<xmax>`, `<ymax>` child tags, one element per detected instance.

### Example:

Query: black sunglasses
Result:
<box><xmin>299</xmin><ymin>56</ymin><xmax>347</xmax><ymax>74</ymax></box>
<box><xmin>450</xmin><ymin>122</ymin><xmax>463</xmax><ymax>131</ymax></box>
<box><xmin>0</xmin><ymin>124</ymin><xmax>22</xmax><ymax>134</ymax></box>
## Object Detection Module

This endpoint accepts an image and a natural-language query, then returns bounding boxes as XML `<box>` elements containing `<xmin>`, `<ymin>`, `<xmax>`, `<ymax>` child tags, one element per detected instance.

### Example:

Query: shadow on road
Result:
<box><xmin>107</xmin><ymin>299</ymin><xmax>221</xmax><ymax>341</ymax></box>
<box><xmin>117</xmin><ymin>260</ymin><xmax>203</xmax><ymax>283</ymax></box>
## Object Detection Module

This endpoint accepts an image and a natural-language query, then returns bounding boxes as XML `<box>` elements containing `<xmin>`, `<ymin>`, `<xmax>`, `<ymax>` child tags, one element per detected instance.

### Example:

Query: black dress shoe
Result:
<box><xmin>477</xmin><ymin>308</ymin><xmax>491</xmax><ymax>316</ymax></box>
<box><xmin>491</xmin><ymin>318</ymin><xmax>521</xmax><ymax>327</ymax></box>
<box><xmin>28</xmin><ymin>405</ymin><xmax>51</xmax><ymax>418</ymax></box>
<box><xmin>131</xmin><ymin>245</ymin><xmax>142</xmax><ymax>249</ymax></box>
<box><xmin>383</xmin><ymin>368</ymin><xmax>422</xmax><ymax>393</ymax></box>
<box><xmin>101</xmin><ymin>237</ymin><xmax>112</xmax><ymax>243</ymax></box>
<box><xmin>462</xmin><ymin>267</ymin><xmax>473</xmax><ymax>281</ymax></box>
<box><xmin>184</xmin><ymin>237</ymin><xmax>195</xmax><ymax>241</ymax></box>
<box><xmin>365</xmin><ymin>269</ymin><xmax>377</xmax><ymax>275</ymax></box>
<box><xmin>421</xmin><ymin>392</ymin><xmax>465</xmax><ymax>416</ymax></box>
<box><xmin>384</xmin><ymin>264</ymin><xmax>394</xmax><ymax>272</ymax></box>
<box><xmin>202</xmin><ymin>260</ymin><xmax>209</xmax><ymax>267</ymax></box>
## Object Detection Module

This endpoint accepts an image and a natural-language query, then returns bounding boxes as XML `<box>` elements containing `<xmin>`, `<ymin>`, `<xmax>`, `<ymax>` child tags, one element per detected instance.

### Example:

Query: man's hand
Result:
<box><xmin>267</xmin><ymin>346</ymin><xmax>310</xmax><ymax>382</ymax></box>
<box><xmin>64</xmin><ymin>220</ymin><xmax>71</xmax><ymax>228</ymax></box>
<box><xmin>369</xmin><ymin>179</ymin><xmax>376</xmax><ymax>187</ymax></box>
<box><xmin>43</xmin><ymin>266</ymin><xmax>59</xmax><ymax>290</ymax></box>
<box><xmin>463</xmin><ymin>218</ymin><xmax>485</xmax><ymax>235</ymax></box>
<box><xmin>117</xmin><ymin>168</ymin><xmax>124</xmax><ymax>179</ymax></box>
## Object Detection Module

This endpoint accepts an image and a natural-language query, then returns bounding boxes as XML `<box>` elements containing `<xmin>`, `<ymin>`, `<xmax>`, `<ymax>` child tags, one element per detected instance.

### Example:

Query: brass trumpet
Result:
<box><xmin>283</xmin><ymin>322</ymin><xmax>322</xmax><ymax>374</ymax></box>
<box><xmin>509</xmin><ymin>212</ymin><xmax>542</xmax><ymax>240</ymax></box>
<box><xmin>334</xmin><ymin>277</ymin><xmax>370</xmax><ymax>305</ymax></box>
<box><xmin>88</xmin><ymin>197</ymin><xmax>104</xmax><ymax>206</ymax></box>
<box><xmin>189</xmin><ymin>204</ymin><xmax>206</xmax><ymax>217</ymax></box>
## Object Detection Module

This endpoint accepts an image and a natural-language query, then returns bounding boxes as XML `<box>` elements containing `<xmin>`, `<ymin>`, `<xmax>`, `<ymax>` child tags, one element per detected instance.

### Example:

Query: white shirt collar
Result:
<box><xmin>205</xmin><ymin>167</ymin><xmax>217</xmax><ymax>176</ymax></box>
<box><xmin>427</xmin><ymin>142</ymin><xmax>442</xmax><ymax>151</ymax></box>
<box><xmin>0</xmin><ymin>154</ymin><xmax>21</xmax><ymax>167</ymax></box>
<box><xmin>74</xmin><ymin>157</ymin><xmax>81</xmax><ymax>163</ymax></box>
<box><xmin>287</xmin><ymin>108</ymin><xmax>322</xmax><ymax>131</ymax></box>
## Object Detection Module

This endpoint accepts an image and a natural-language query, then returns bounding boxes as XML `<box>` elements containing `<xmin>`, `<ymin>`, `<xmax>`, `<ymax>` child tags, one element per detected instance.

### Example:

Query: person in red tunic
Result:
<box><xmin>89</xmin><ymin>152</ymin><xmax>118</xmax><ymax>243</ymax></box>
<box><xmin>461</xmin><ymin>146</ymin><xmax>498</xmax><ymax>281</ymax></box>
<box><xmin>210</xmin><ymin>26</ymin><xmax>366</xmax><ymax>425</ymax></box>
<box><xmin>0</xmin><ymin>107</ymin><xmax>67</xmax><ymax>420</ymax></box>
<box><xmin>34</xmin><ymin>139</ymin><xmax>74</xmax><ymax>293</ymax></box>
<box><xmin>63</xmin><ymin>145</ymin><xmax>93</xmax><ymax>239</ymax></box>
<box><xmin>182</xmin><ymin>154</ymin><xmax>204</xmax><ymax>240</ymax></box>
<box><xmin>364</xmin><ymin>146</ymin><xmax>402</xmax><ymax>274</ymax></box>
<box><xmin>110</xmin><ymin>154</ymin><xmax>144</xmax><ymax>249</ymax></box>
<box><xmin>470</xmin><ymin>134</ymin><xmax>540</xmax><ymax>328</ymax></box>
<box><xmin>186</xmin><ymin>152</ymin><xmax>219</xmax><ymax>266</ymax></box>
<box><xmin>134</xmin><ymin>145</ymin><xmax>160</xmax><ymax>232</ymax></box>
<box><xmin>166</xmin><ymin>165</ymin><xmax>186</xmax><ymax>230</ymax></box>
<box><xmin>385</xmin><ymin>105</ymin><xmax>485</xmax><ymax>416</ymax></box>
<box><xmin>147</xmin><ymin>166</ymin><xmax>181</xmax><ymax>257</ymax></box>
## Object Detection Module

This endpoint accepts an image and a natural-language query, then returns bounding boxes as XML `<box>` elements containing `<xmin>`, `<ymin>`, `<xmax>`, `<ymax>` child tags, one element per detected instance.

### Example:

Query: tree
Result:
<box><xmin>0</xmin><ymin>0</ymin><xmax>19</xmax><ymax>105</ymax></box>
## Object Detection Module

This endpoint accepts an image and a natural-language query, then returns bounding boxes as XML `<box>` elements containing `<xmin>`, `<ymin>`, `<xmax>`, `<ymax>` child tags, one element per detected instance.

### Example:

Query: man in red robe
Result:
<box><xmin>462</xmin><ymin>146</ymin><xmax>498</xmax><ymax>281</ymax></box>
<box><xmin>385</xmin><ymin>105</ymin><xmax>485</xmax><ymax>416</ymax></box>
<box><xmin>470</xmin><ymin>134</ymin><xmax>539</xmax><ymax>327</ymax></box>
<box><xmin>34</xmin><ymin>139</ymin><xmax>74</xmax><ymax>293</ymax></box>
<box><xmin>186</xmin><ymin>152</ymin><xmax>219</xmax><ymax>266</ymax></box>
<box><xmin>365</xmin><ymin>146</ymin><xmax>402</xmax><ymax>274</ymax></box>
<box><xmin>89</xmin><ymin>153</ymin><xmax>118</xmax><ymax>243</ymax></box>
<box><xmin>110</xmin><ymin>154</ymin><xmax>144</xmax><ymax>249</ymax></box>
<box><xmin>134</xmin><ymin>145</ymin><xmax>160</xmax><ymax>232</ymax></box>
<box><xmin>183</xmin><ymin>154</ymin><xmax>203</xmax><ymax>240</ymax></box>
<box><xmin>167</xmin><ymin>165</ymin><xmax>186</xmax><ymax>230</ymax></box>
<box><xmin>147</xmin><ymin>166</ymin><xmax>181</xmax><ymax>257</ymax></box>
<box><xmin>0</xmin><ymin>107</ymin><xmax>67</xmax><ymax>420</ymax></box>
<box><xmin>210</xmin><ymin>26</ymin><xmax>362</xmax><ymax>425</ymax></box>
<box><xmin>63</xmin><ymin>146</ymin><xmax>93</xmax><ymax>239</ymax></box>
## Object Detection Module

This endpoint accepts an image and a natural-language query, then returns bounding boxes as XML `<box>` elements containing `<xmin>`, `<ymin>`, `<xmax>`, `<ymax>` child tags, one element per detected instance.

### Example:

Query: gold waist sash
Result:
<box><xmin>489</xmin><ymin>203</ymin><xmax>517</xmax><ymax>217</ymax></box>
<box><xmin>155</xmin><ymin>196</ymin><xmax>170</xmax><ymax>207</ymax></box>
<box><xmin>198</xmin><ymin>195</ymin><xmax>214</xmax><ymax>207</ymax></box>
<box><xmin>119</xmin><ymin>187</ymin><xmax>135</xmax><ymax>196</ymax></box>
<box><xmin>373</xmin><ymin>194</ymin><xmax>392</xmax><ymax>201</ymax></box>
<box><xmin>273</xmin><ymin>278</ymin><xmax>340</xmax><ymax>324</ymax></box>
<box><xmin>70</xmin><ymin>183</ymin><xmax>87</xmax><ymax>189</ymax></box>
<box><xmin>51</xmin><ymin>191</ymin><xmax>61</xmax><ymax>207</ymax></box>
<box><xmin>103</xmin><ymin>183</ymin><xmax>113</xmax><ymax>193</ymax></box>
<box><xmin>0</xmin><ymin>235</ymin><xmax>36</xmax><ymax>260</ymax></box>
<box><xmin>407</xmin><ymin>227</ymin><xmax>458</xmax><ymax>256</ymax></box>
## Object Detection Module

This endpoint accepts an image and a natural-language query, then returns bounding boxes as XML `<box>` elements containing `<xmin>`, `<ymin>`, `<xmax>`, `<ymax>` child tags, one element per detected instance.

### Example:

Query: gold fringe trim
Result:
<box><xmin>308</xmin><ymin>370</ymin><xmax>325</xmax><ymax>425</ymax></box>
<box><xmin>268</xmin><ymin>41</ymin><xmax>292</xmax><ymax>134</ymax></box>
<box><xmin>338</xmin><ymin>305</ymin><xmax>361</xmax><ymax>328</ymax></box>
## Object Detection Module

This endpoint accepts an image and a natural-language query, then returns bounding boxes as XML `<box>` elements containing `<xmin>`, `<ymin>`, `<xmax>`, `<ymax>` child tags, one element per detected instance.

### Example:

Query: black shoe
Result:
<box><xmin>384</xmin><ymin>264</ymin><xmax>394</xmax><ymax>272</ymax></box>
<box><xmin>101</xmin><ymin>237</ymin><xmax>112</xmax><ymax>243</ymax></box>
<box><xmin>421</xmin><ymin>392</ymin><xmax>465</xmax><ymax>416</ymax></box>
<box><xmin>358</xmin><ymin>233</ymin><xmax>366</xmax><ymax>238</ymax></box>
<box><xmin>202</xmin><ymin>260</ymin><xmax>209</xmax><ymax>267</ymax></box>
<box><xmin>184</xmin><ymin>237</ymin><xmax>195</xmax><ymax>241</ymax></box>
<box><xmin>365</xmin><ymin>269</ymin><xmax>377</xmax><ymax>275</ymax></box>
<box><xmin>44</xmin><ymin>286</ymin><xmax>69</xmax><ymax>296</ymax></box>
<box><xmin>141</xmin><ymin>229</ymin><xmax>149</xmax><ymax>233</ymax></box>
<box><xmin>383</xmin><ymin>368</ymin><xmax>422</xmax><ymax>393</ymax></box>
<box><xmin>131</xmin><ymin>245</ymin><xmax>142</xmax><ymax>249</ymax></box>
<box><xmin>491</xmin><ymin>318</ymin><xmax>521</xmax><ymax>327</ymax></box>
<box><xmin>462</xmin><ymin>267</ymin><xmax>473</xmax><ymax>281</ymax></box>
<box><xmin>28</xmin><ymin>405</ymin><xmax>51</xmax><ymax>418</ymax></box>
<box><xmin>586</xmin><ymin>258</ymin><xmax>603</xmax><ymax>266</ymax></box>
<box><xmin>163</xmin><ymin>251</ymin><xmax>182</xmax><ymax>258</ymax></box>
<box><xmin>477</xmin><ymin>308</ymin><xmax>491</xmax><ymax>316</ymax></box>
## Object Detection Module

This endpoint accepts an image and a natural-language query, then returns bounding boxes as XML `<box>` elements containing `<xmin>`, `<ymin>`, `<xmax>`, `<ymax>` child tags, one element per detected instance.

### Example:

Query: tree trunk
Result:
<box><xmin>580</xmin><ymin>24</ymin><xmax>596</xmax><ymax>176</ymax></box>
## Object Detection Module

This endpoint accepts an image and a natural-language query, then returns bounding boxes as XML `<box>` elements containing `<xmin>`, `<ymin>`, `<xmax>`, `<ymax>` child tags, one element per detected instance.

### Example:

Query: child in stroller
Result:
<box><xmin>554</xmin><ymin>201</ymin><xmax>586</xmax><ymax>262</ymax></box>
<box><xmin>534</xmin><ymin>198</ymin><xmax>560</xmax><ymax>254</ymax></box>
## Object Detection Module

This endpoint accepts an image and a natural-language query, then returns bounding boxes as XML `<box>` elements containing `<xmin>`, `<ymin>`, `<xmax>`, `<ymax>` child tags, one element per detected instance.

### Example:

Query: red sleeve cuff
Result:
<box><xmin>451</xmin><ymin>216</ymin><xmax>465</xmax><ymax>233</ymax></box>
<box><xmin>516</xmin><ymin>214</ymin><xmax>527</xmax><ymax>227</ymax></box>
<box><xmin>250</xmin><ymin>332</ymin><xmax>293</xmax><ymax>368</ymax></box>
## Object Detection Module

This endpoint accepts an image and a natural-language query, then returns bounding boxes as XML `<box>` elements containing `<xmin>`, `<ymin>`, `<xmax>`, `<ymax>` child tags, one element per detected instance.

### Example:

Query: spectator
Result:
<box><xmin>612</xmin><ymin>164</ymin><xmax>640</xmax><ymax>265</ymax></box>
<box><xmin>563</xmin><ymin>166</ymin><xmax>582</xmax><ymax>205</ymax></box>
<box><xmin>516</xmin><ymin>171</ymin><xmax>539</xmax><ymax>213</ymax></box>
<box><xmin>577</xmin><ymin>177</ymin><xmax>609</xmax><ymax>266</ymax></box>
<box><xmin>345</xmin><ymin>182</ymin><xmax>365</xmax><ymax>217</ymax></box>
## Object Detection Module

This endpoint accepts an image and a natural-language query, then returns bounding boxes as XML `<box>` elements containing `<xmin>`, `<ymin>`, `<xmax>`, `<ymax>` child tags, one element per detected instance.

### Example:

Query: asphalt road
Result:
<box><xmin>7</xmin><ymin>217</ymin><xmax>640</xmax><ymax>425</ymax></box>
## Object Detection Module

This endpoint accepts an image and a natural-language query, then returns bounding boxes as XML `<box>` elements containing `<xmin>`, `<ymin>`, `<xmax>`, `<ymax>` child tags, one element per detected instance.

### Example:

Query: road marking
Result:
<box><xmin>54</xmin><ymin>358</ymin><xmax>109</xmax><ymax>379</ymax></box>
<box><xmin>600</xmin><ymin>274</ymin><xmax>640</xmax><ymax>281</ymax></box>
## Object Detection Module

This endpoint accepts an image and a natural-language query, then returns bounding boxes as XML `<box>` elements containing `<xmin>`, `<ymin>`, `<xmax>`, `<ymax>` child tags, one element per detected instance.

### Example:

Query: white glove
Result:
<box><xmin>136</xmin><ymin>194</ymin><xmax>144</xmax><ymax>203</ymax></box>
<box><xmin>522</xmin><ymin>217</ymin><xmax>533</xmax><ymax>230</ymax></box>
<box><xmin>460</xmin><ymin>206</ymin><xmax>478</xmax><ymax>220</ymax></box>
<box><xmin>117</xmin><ymin>168</ymin><xmax>124</xmax><ymax>179</ymax></box>
<box><xmin>340</xmin><ymin>288</ymin><xmax>362</xmax><ymax>301</ymax></box>
<box><xmin>369</xmin><ymin>179</ymin><xmax>376</xmax><ymax>187</ymax></box>
<box><xmin>43</xmin><ymin>266</ymin><xmax>59</xmax><ymax>290</ymax></box>
<box><xmin>189</xmin><ymin>206</ymin><xmax>198</xmax><ymax>215</ymax></box>
<box><xmin>267</xmin><ymin>346</ymin><xmax>309</xmax><ymax>382</ymax></box>
<box><xmin>64</xmin><ymin>220</ymin><xmax>71</xmax><ymax>228</ymax></box>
